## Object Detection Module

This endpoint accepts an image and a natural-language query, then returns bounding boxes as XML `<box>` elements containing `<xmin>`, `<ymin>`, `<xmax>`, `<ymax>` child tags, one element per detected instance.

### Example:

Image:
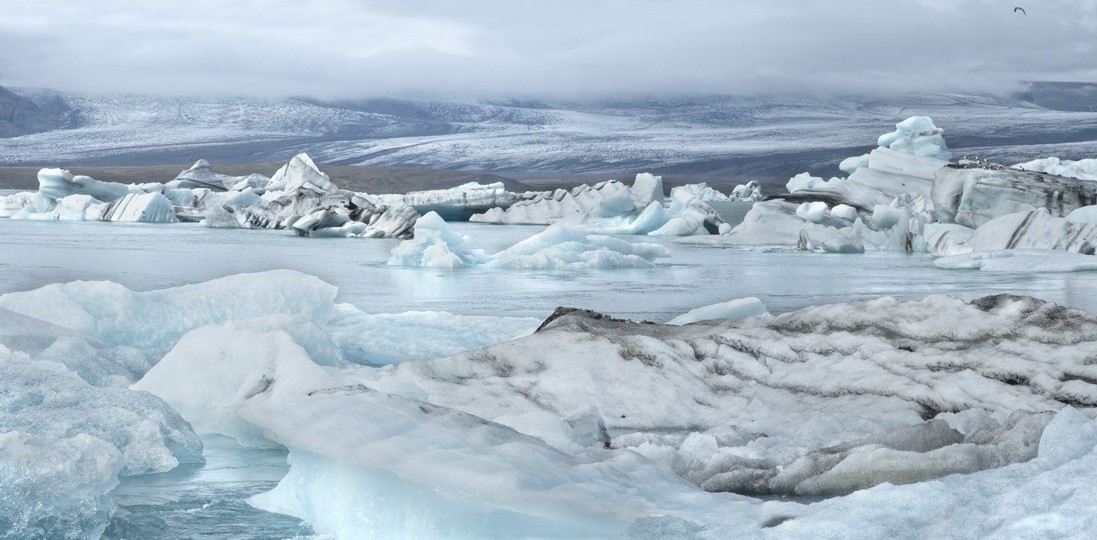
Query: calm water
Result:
<box><xmin>5</xmin><ymin>218</ymin><xmax>1097</xmax><ymax>539</ymax></box>
<box><xmin>3</xmin><ymin>219</ymin><xmax>1097</xmax><ymax>320</ymax></box>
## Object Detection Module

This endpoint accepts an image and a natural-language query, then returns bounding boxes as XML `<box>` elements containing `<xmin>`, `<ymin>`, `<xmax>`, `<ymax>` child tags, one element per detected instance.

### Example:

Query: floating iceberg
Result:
<box><xmin>390</xmin><ymin>213</ymin><xmax>670</xmax><ymax>270</ymax></box>
<box><xmin>387</xmin><ymin>211</ymin><xmax>490</xmax><ymax>268</ymax></box>
<box><xmin>1013</xmin><ymin>157</ymin><xmax>1097</xmax><ymax>181</ymax></box>
<box><xmin>166</xmin><ymin>159</ymin><xmax>264</xmax><ymax>192</ymax></box>
<box><xmin>711</xmin><ymin>116</ymin><xmax>1097</xmax><ymax>264</ymax></box>
<box><xmin>935</xmin><ymin>249</ymin><xmax>1097</xmax><ymax>272</ymax></box>
<box><xmin>667</xmin><ymin>297</ymin><xmax>767</xmax><ymax>325</ymax></box>
<box><xmin>470</xmin><ymin>174</ymin><xmax>727</xmax><ymax>236</ymax></box>
<box><xmin>877</xmin><ymin>115</ymin><xmax>952</xmax><ymax>161</ymax></box>
<box><xmin>265</xmin><ymin>153</ymin><xmax>337</xmax><ymax>193</ymax></box>
<box><xmin>205</xmin><ymin>153</ymin><xmax>419</xmax><ymax>238</ymax></box>
<box><xmin>374</xmin><ymin>181</ymin><xmax>518</xmax><ymax>221</ymax></box>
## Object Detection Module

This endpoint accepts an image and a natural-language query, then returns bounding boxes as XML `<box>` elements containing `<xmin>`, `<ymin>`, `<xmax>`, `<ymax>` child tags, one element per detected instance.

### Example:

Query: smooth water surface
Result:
<box><xmin>3</xmin><ymin>219</ymin><xmax>1097</xmax><ymax>320</ymax></box>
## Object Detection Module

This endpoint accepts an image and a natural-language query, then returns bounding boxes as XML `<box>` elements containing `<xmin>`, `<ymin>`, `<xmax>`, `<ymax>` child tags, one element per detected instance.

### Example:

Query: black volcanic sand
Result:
<box><xmin>0</xmin><ymin>163</ymin><xmax>784</xmax><ymax>195</ymax></box>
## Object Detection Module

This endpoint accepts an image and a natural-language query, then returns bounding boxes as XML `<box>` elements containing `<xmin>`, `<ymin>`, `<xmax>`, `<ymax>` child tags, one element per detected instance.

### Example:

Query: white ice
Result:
<box><xmin>390</xmin><ymin>212</ymin><xmax>670</xmax><ymax>270</ymax></box>
<box><xmin>1013</xmin><ymin>157</ymin><xmax>1097</xmax><ymax>181</ymax></box>
<box><xmin>667</xmin><ymin>297</ymin><xmax>767</xmax><ymax>325</ymax></box>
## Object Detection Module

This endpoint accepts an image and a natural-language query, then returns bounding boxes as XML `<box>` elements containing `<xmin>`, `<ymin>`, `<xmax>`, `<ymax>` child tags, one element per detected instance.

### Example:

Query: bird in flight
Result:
<box><xmin>1014</xmin><ymin>6</ymin><xmax>1027</xmax><ymax>14</ymax></box>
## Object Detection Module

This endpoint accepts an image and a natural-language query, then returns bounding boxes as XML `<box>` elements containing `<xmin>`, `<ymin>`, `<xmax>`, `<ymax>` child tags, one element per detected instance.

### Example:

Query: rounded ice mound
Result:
<box><xmin>786</xmin><ymin>172</ymin><xmax>837</xmax><ymax>193</ymax></box>
<box><xmin>796</xmin><ymin>201</ymin><xmax>829</xmax><ymax>223</ymax></box>
<box><xmin>877</xmin><ymin>116</ymin><xmax>952</xmax><ymax>161</ymax></box>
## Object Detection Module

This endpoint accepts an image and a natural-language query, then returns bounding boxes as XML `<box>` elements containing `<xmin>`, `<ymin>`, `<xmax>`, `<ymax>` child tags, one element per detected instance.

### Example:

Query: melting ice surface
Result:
<box><xmin>7</xmin><ymin>218</ymin><xmax>1097</xmax><ymax>538</ymax></box>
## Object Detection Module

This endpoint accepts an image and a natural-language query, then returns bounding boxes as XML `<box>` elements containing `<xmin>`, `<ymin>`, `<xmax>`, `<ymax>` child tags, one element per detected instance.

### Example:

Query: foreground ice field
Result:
<box><xmin>5</xmin><ymin>216</ymin><xmax>1097</xmax><ymax>538</ymax></box>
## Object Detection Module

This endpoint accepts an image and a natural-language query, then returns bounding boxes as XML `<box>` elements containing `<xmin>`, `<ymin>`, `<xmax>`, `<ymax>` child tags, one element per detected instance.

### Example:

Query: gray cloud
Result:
<box><xmin>0</xmin><ymin>0</ymin><xmax>1094</xmax><ymax>99</ymax></box>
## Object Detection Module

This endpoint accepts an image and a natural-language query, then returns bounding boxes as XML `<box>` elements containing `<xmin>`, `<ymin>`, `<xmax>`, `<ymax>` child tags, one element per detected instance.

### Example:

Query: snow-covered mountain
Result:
<box><xmin>2</xmin><ymin>85</ymin><xmax>1096</xmax><ymax>182</ymax></box>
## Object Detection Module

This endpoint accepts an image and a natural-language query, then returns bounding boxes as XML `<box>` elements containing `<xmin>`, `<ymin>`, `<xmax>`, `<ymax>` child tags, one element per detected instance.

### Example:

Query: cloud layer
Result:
<box><xmin>1</xmin><ymin>0</ymin><xmax>1094</xmax><ymax>99</ymax></box>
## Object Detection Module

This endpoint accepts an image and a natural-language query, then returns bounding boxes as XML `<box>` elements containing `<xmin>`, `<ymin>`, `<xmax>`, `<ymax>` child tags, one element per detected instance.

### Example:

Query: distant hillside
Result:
<box><xmin>1</xmin><ymin>83</ymin><xmax>1095</xmax><ymax>184</ymax></box>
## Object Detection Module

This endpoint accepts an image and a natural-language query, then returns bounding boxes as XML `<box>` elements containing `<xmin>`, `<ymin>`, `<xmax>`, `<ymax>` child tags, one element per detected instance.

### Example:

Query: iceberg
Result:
<box><xmin>204</xmin><ymin>153</ymin><xmax>419</xmax><ymax>238</ymax></box>
<box><xmin>387</xmin><ymin>211</ymin><xmax>490</xmax><ymax>268</ymax></box>
<box><xmin>265</xmin><ymin>153</ymin><xmax>337</xmax><ymax>193</ymax></box>
<box><xmin>876</xmin><ymin>115</ymin><xmax>952</xmax><ymax>161</ymax></box>
<box><xmin>933</xmin><ymin>164</ymin><xmax>1097</xmax><ymax>228</ymax></box>
<box><xmin>935</xmin><ymin>249</ymin><xmax>1097</xmax><ymax>272</ymax></box>
<box><xmin>932</xmin><ymin>208</ymin><xmax>1097</xmax><ymax>256</ymax></box>
<box><xmin>0</xmin><ymin>191</ymin><xmax>34</xmax><ymax>218</ymax></box>
<box><xmin>0</xmin><ymin>432</ymin><xmax>122</xmax><ymax>540</ymax></box>
<box><xmin>728</xmin><ymin>180</ymin><xmax>763</xmax><ymax>202</ymax></box>
<box><xmin>383</xmin><ymin>294</ymin><xmax>1093</xmax><ymax>502</ymax></box>
<box><xmin>470</xmin><ymin>174</ymin><xmax>725</xmax><ymax>237</ymax></box>
<box><xmin>375</xmin><ymin>181</ymin><xmax>518</xmax><ymax>221</ymax></box>
<box><xmin>1013</xmin><ymin>157</ymin><xmax>1097</xmax><ymax>181</ymax></box>
<box><xmin>34</xmin><ymin>168</ymin><xmax>129</xmax><ymax>211</ymax></box>
<box><xmin>165</xmin><ymin>159</ymin><xmax>264</xmax><ymax>192</ymax></box>
<box><xmin>98</xmin><ymin>192</ymin><xmax>178</xmax><ymax>223</ymax></box>
<box><xmin>667</xmin><ymin>297</ymin><xmax>767</xmax><ymax>325</ymax></box>
<box><xmin>389</xmin><ymin>213</ymin><xmax>670</xmax><ymax>270</ymax></box>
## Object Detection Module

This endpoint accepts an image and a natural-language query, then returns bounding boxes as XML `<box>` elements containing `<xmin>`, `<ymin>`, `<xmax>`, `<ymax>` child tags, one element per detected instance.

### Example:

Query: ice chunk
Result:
<box><xmin>0</xmin><ymin>191</ymin><xmax>34</xmax><ymax>218</ymax></box>
<box><xmin>488</xmin><ymin>223</ymin><xmax>670</xmax><ymax>269</ymax></box>
<box><xmin>1066</xmin><ymin>205</ymin><xmax>1097</xmax><ymax>224</ymax></box>
<box><xmin>133</xmin><ymin>324</ymin><xmax>325</xmax><ymax>445</ymax></box>
<box><xmin>326</xmin><ymin>308</ymin><xmax>539</xmax><ymax>366</ymax></box>
<box><xmin>389</xmin><ymin>217</ymin><xmax>669</xmax><ymax>270</ymax></box>
<box><xmin>935</xmin><ymin>250</ymin><xmax>1097</xmax><ymax>272</ymax></box>
<box><xmin>390</xmin><ymin>182</ymin><xmax>517</xmax><ymax>220</ymax></box>
<box><xmin>839</xmin><ymin>153</ymin><xmax>870</xmax><ymax>174</ymax></box>
<box><xmin>0</xmin><ymin>269</ymin><xmax>338</xmax><ymax>351</ymax></box>
<box><xmin>0</xmin><ymin>432</ymin><xmax>122</xmax><ymax>540</ymax></box>
<box><xmin>796</xmin><ymin>201</ymin><xmax>829</xmax><ymax>223</ymax></box>
<box><xmin>166</xmin><ymin>159</ymin><xmax>254</xmax><ymax>191</ymax></box>
<box><xmin>728</xmin><ymin>180</ymin><xmax>763</xmax><ymax>202</ymax></box>
<box><xmin>876</xmin><ymin>116</ymin><xmax>952</xmax><ymax>161</ymax></box>
<box><xmin>932</xmin><ymin>165</ymin><xmax>1097</xmax><ymax>228</ymax></box>
<box><xmin>98</xmin><ymin>192</ymin><xmax>178</xmax><ymax>223</ymax></box>
<box><xmin>956</xmin><ymin>209</ymin><xmax>1097</xmax><ymax>254</ymax></box>
<box><xmin>786</xmin><ymin>172</ymin><xmax>837</xmax><ymax>193</ymax></box>
<box><xmin>667</xmin><ymin>297</ymin><xmax>767</xmax><ymax>325</ymax></box>
<box><xmin>630</xmin><ymin>173</ymin><xmax>665</xmax><ymax>208</ymax></box>
<box><xmin>1014</xmin><ymin>157</ymin><xmax>1097</xmax><ymax>181</ymax></box>
<box><xmin>387</xmin><ymin>211</ymin><xmax>490</xmax><ymax>268</ymax></box>
<box><xmin>670</xmin><ymin>183</ymin><xmax>730</xmax><ymax>202</ymax></box>
<box><xmin>266</xmin><ymin>153</ymin><xmax>337</xmax><ymax>193</ymax></box>
<box><xmin>831</xmin><ymin>204</ymin><xmax>858</xmax><ymax>222</ymax></box>
<box><xmin>34</xmin><ymin>168</ymin><xmax>129</xmax><ymax>211</ymax></box>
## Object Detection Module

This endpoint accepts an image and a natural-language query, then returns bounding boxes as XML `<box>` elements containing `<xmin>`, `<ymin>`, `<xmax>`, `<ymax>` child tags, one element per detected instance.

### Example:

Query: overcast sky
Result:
<box><xmin>1</xmin><ymin>0</ymin><xmax>1094</xmax><ymax>100</ymax></box>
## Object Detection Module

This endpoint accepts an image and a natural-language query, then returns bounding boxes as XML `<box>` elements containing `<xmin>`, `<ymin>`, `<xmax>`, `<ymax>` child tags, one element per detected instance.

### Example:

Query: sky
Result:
<box><xmin>0</xmin><ymin>0</ymin><xmax>1094</xmax><ymax>100</ymax></box>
